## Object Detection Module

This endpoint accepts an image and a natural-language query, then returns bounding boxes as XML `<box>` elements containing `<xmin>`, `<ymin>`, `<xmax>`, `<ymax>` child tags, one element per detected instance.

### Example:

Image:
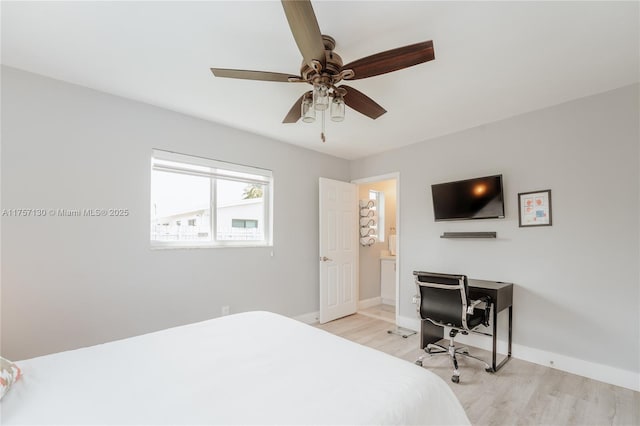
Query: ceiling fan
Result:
<box><xmin>210</xmin><ymin>0</ymin><xmax>435</xmax><ymax>142</ymax></box>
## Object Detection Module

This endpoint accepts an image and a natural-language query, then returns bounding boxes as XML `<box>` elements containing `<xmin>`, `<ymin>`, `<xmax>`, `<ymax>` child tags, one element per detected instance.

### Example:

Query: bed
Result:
<box><xmin>1</xmin><ymin>311</ymin><xmax>469</xmax><ymax>425</ymax></box>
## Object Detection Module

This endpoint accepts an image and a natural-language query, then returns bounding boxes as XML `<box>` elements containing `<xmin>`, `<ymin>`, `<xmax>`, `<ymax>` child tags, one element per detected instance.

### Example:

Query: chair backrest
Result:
<box><xmin>413</xmin><ymin>271</ymin><xmax>469</xmax><ymax>329</ymax></box>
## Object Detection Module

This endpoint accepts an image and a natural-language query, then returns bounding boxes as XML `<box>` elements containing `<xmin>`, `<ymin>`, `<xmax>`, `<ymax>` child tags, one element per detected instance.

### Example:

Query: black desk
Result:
<box><xmin>419</xmin><ymin>279</ymin><xmax>513</xmax><ymax>372</ymax></box>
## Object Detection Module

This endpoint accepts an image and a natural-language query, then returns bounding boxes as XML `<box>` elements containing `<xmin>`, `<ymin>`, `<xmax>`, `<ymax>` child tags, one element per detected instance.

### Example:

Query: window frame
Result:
<box><xmin>150</xmin><ymin>149</ymin><xmax>273</xmax><ymax>249</ymax></box>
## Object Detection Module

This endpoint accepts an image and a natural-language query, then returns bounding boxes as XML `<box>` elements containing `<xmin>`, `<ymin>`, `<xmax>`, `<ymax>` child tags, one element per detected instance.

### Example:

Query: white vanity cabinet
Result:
<box><xmin>380</xmin><ymin>257</ymin><xmax>396</xmax><ymax>305</ymax></box>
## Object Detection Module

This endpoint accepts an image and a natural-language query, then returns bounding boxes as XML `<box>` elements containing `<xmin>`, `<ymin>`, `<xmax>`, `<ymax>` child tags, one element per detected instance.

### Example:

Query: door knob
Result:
<box><xmin>320</xmin><ymin>256</ymin><xmax>333</xmax><ymax>262</ymax></box>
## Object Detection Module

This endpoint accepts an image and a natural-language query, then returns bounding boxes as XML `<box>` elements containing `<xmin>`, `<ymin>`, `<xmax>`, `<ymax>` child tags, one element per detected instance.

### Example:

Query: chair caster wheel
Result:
<box><xmin>451</xmin><ymin>375</ymin><xmax>460</xmax><ymax>383</ymax></box>
<box><xmin>415</xmin><ymin>360</ymin><xmax>423</xmax><ymax>366</ymax></box>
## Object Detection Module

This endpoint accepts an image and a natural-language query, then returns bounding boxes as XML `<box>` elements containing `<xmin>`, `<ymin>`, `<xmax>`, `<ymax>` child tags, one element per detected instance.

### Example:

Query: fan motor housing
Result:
<box><xmin>300</xmin><ymin>35</ymin><xmax>343</xmax><ymax>80</ymax></box>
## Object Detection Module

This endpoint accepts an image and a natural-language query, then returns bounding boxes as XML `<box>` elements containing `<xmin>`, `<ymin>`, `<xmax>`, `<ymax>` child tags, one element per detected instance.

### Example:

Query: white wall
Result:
<box><xmin>0</xmin><ymin>67</ymin><xmax>350</xmax><ymax>360</ymax></box>
<box><xmin>351</xmin><ymin>84</ymin><xmax>640</xmax><ymax>386</ymax></box>
<box><xmin>358</xmin><ymin>179</ymin><xmax>396</xmax><ymax>301</ymax></box>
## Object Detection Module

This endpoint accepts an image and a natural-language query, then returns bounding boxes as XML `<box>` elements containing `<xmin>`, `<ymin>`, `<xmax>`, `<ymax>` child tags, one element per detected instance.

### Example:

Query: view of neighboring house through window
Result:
<box><xmin>151</xmin><ymin>150</ymin><xmax>272</xmax><ymax>247</ymax></box>
<box><xmin>369</xmin><ymin>189</ymin><xmax>385</xmax><ymax>242</ymax></box>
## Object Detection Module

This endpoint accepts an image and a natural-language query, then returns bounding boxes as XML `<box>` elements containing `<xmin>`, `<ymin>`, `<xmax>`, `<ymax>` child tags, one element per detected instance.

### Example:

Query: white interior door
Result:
<box><xmin>319</xmin><ymin>177</ymin><xmax>358</xmax><ymax>324</ymax></box>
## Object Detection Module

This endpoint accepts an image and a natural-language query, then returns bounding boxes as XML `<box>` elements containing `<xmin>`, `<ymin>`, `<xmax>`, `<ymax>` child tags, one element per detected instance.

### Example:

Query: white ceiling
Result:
<box><xmin>2</xmin><ymin>1</ymin><xmax>638</xmax><ymax>160</ymax></box>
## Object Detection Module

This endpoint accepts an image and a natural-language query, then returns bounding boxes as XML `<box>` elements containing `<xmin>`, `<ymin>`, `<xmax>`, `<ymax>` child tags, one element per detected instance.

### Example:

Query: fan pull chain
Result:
<box><xmin>321</xmin><ymin>109</ymin><xmax>326</xmax><ymax>143</ymax></box>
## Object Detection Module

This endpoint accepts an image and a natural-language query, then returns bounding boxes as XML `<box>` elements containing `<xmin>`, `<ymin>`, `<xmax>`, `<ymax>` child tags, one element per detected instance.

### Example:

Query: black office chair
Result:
<box><xmin>413</xmin><ymin>271</ymin><xmax>492</xmax><ymax>383</ymax></box>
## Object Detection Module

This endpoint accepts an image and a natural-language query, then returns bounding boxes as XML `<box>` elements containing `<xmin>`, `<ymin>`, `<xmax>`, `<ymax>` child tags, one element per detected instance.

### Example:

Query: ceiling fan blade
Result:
<box><xmin>282</xmin><ymin>92</ymin><xmax>309</xmax><ymax>123</ymax></box>
<box><xmin>341</xmin><ymin>41</ymin><xmax>434</xmax><ymax>80</ymax></box>
<box><xmin>210</xmin><ymin>68</ymin><xmax>299</xmax><ymax>82</ymax></box>
<box><xmin>341</xmin><ymin>85</ymin><xmax>387</xmax><ymax>120</ymax></box>
<box><xmin>281</xmin><ymin>0</ymin><xmax>326</xmax><ymax>69</ymax></box>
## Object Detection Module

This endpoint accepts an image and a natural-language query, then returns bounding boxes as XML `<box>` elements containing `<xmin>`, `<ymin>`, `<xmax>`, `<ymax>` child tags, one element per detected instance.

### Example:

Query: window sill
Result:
<box><xmin>150</xmin><ymin>242</ymin><xmax>273</xmax><ymax>250</ymax></box>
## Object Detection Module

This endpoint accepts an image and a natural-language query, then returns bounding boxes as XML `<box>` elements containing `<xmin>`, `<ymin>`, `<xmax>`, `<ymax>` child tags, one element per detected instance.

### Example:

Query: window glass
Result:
<box><xmin>151</xmin><ymin>171</ymin><xmax>211</xmax><ymax>242</ymax></box>
<box><xmin>216</xmin><ymin>179</ymin><xmax>265</xmax><ymax>241</ymax></box>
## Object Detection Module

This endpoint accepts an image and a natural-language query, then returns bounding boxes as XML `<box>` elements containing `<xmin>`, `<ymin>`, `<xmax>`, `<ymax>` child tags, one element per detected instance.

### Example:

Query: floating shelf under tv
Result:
<box><xmin>440</xmin><ymin>232</ymin><xmax>497</xmax><ymax>239</ymax></box>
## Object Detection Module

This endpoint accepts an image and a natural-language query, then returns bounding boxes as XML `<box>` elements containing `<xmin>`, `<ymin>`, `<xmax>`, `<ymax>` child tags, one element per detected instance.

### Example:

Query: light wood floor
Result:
<box><xmin>358</xmin><ymin>303</ymin><xmax>396</xmax><ymax>323</ymax></box>
<box><xmin>316</xmin><ymin>314</ymin><xmax>639</xmax><ymax>426</ymax></box>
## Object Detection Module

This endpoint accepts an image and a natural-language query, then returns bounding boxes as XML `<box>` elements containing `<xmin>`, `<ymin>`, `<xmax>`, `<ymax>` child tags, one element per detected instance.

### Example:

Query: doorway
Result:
<box><xmin>352</xmin><ymin>173</ymin><xmax>399</xmax><ymax>326</ymax></box>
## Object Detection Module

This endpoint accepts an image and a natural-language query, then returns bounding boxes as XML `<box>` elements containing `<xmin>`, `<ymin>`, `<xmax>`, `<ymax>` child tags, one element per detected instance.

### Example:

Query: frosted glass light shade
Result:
<box><xmin>330</xmin><ymin>96</ymin><xmax>345</xmax><ymax>122</ymax></box>
<box><xmin>301</xmin><ymin>94</ymin><xmax>315</xmax><ymax>123</ymax></box>
<box><xmin>313</xmin><ymin>84</ymin><xmax>329</xmax><ymax>111</ymax></box>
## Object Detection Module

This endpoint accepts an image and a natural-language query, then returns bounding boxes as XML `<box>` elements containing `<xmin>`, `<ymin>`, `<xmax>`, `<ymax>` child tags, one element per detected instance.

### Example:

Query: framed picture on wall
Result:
<box><xmin>518</xmin><ymin>189</ymin><xmax>552</xmax><ymax>227</ymax></box>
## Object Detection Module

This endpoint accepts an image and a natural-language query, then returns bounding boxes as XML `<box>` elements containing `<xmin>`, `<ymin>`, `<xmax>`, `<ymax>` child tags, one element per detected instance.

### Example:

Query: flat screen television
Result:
<box><xmin>431</xmin><ymin>174</ymin><xmax>505</xmax><ymax>221</ymax></box>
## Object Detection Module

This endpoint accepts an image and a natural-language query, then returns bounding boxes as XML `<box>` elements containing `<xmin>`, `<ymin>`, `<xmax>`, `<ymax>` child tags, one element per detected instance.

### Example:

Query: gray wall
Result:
<box><xmin>351</xmin><ymin>84</ymin><xmax>640</xmax><ymax>374</ymax></box>
<box><xmin>1</xmin><ymin>67</ymin><xmax>349</xmax><ymax>360</ymax></box>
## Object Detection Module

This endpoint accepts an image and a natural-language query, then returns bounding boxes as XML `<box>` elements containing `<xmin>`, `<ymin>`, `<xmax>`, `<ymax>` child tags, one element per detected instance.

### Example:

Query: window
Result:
<box><xmin>151</xmin><ymin>150</ymin><xmax>273</xmax><ymax>247</ymax></box>
<box><xmin>369</xmin><ymin>190</ymin><xmax>385</xmax><ymax>242</ymax></box>
<box><xmin>232</xmin><ymin>219</ymin><xmax>258</xmax><ymax>229</ymax></box>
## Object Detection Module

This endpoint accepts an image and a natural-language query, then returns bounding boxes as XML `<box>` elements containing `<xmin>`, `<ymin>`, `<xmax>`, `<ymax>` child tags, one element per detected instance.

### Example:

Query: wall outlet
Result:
<box><xmin>221</xmin><ymin>305</ymin><xmax>230</xmax><ymax>316</ymax></box>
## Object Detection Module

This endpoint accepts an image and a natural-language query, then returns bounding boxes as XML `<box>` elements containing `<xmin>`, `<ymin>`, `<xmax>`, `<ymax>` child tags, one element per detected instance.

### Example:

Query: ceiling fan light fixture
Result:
<box><xmin>330</xmin><ymin>95</ymin><xmax>345</xmax><ymax>122</ymax></box>
<box><xmin>212</xmin><ymin>1</ymin><xmax>436</xmax><ymax>142</ymax></box>
<box><xmin>301</xmin><ymin>93</ymin><xmax>316</xmax><ymax>123</ymax></box>
<box><xmin>313</xmin><ymin>84</ymin><xmax>329</xmax><ymax>111</ymax></box>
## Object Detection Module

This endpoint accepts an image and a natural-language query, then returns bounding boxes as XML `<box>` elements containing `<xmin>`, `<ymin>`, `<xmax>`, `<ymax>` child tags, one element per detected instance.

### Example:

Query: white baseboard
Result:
<box><xmin>396</xmin><ymin>315</ymin><xmax>421</xmax><ymax>332</ymax></box>
<box><xmin>292</xmin><ymin>311</ymin><xmax>319</xmax><ymax>325</ymax></box>
<box><xmin>511</xmin><ymin>342</ymin><xmax>640</xmax><ymax>392</ymax></box>
<box><xmin>358</xmin><ymin>297</ymin><xmax>381</xmax><ymax>310</ymax></box>
<box><xmin>397</xmin><ymin>315</ymin><xmax>640</xmax><ymax>392</ymax></box>
<box><xmin>381</xmin><ymin>298</ymin><xmax>395</xmax><ymax>306</ymax></box>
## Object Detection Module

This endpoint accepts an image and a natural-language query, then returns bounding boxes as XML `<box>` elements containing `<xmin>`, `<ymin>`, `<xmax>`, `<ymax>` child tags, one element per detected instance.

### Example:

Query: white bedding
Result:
<box><xmin>1</xmin><ymin>311</ymin><xmax>469</xmax><ymax>425</ymax></box>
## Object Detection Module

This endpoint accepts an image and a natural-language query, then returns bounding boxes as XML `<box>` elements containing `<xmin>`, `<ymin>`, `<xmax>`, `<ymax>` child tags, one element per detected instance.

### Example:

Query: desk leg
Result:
<box><xmin>491</xmin><ymin>303</ymin><xmax>498</xmax><ymax>370</ymax></box>
<box><xmin>420</xmin><ymin>320</ymin><xmax>443</xmax><ymax>348</ymax></box>
<box><xmin>488</xmin><ymin>305</ymin><xmax>512</xmax><ymax>373</ymax></box>
<box><xmin>508</xmin><ymin>305</ymin><xmax>512</xmax><ymax>356</ymax></box>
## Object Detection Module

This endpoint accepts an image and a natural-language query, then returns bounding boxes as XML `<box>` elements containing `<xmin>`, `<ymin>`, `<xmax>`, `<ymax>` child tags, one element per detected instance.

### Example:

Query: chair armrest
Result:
<box><xmin>467</xmin><ymin>296</ymin><xmax>492</xmax><ymax>327</ymax></box>
<box><xmin>466</xmin><ymin>297</ymin><xmax>487</xmax><ymax>313</ymax></box>
<box><xmin>412</xmin><ymin>294</ymin><xmax>422</xmax><ymax>316</ymax></box>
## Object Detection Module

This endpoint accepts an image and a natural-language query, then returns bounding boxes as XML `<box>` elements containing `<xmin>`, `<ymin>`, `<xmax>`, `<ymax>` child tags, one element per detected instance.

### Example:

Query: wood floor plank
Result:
<box><xmin>316</xmin><ymin>314</ymin><xmax>639</xmax><ymax>426</ymax></box>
